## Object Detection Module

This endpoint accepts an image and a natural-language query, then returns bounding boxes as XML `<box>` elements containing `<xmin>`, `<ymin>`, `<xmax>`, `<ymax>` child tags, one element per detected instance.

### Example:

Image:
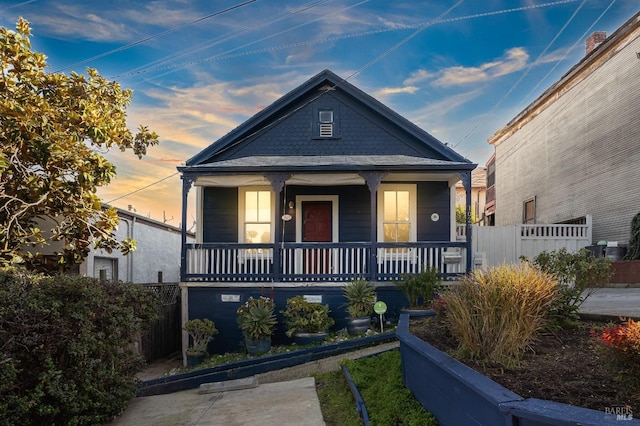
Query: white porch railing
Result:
<box><xmin>183</xmin><ymin>241</ymin><xmax>467</xmax><ymax>282</ymax></box>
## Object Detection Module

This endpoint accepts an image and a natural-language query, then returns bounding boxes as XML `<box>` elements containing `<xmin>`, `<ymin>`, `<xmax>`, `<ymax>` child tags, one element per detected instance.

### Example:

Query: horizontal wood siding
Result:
<box><xmin>187</xmin><ymin>285</ymin><xmax>408</xmax><ymax>354</ymax></box>
<box><xmin>202</xmin><ymin>187</ymin><xmax>237</xmax><ymax>243</ymax></box>
<box><xmin>416</xmin><ymin>181</ymin><xmax>450</xmax><ymax>241</ymax></box>
<box><xmin>495</xmin><ymin>35</ymin><xmax>640</xmax><ymax>243</ymax></box>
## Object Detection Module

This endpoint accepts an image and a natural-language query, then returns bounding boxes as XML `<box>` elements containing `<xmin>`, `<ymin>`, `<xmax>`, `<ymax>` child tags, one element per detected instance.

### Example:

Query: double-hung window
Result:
<box><xmin>239</xmin><ymin>188</ymin><xmax>274</xmax><ymax>256</ymax></box>
<box><xmin>377</xmin><ymin>184</ymin><xmax>417</xmax><ymax>256</ymax></box>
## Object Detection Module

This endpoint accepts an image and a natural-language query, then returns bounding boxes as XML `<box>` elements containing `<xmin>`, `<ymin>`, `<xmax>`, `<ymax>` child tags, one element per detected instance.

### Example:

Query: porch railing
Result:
<box><xmin>183</xmin><ymin>241</ymin><xmax>467</xmax><ymax>283</ymax></box>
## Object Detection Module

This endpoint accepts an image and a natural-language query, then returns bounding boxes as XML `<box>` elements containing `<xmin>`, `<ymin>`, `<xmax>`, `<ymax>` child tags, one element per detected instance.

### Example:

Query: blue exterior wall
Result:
<box><xmin>211</xmin><ymin>90</ymin><xmax>448</xmax><ymax>162</ymax></box>
<box><xmin>417</xmin><ymin>181</ymin><xmax>450</xmax><ymax>241</ymax></box>
<box><xmin>188</xmin><ymin>285</ymin><xmax>410</xmax><ymax>354</ymax></box>
<box><xmin>202</xmin><ymin>187</ymin><xmax>237</xmax><ymax>243</ymax></box>
<box><xmin>201</xmin><ymin>182</ymin><xmax>451</xmax><ymax>244</ymax></box>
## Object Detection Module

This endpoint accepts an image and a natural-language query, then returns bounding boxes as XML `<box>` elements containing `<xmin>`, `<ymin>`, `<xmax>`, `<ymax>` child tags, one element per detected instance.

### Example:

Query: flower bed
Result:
<box><xmin>397</xmin><ymin>313</ymin><xmax>640</xmax><ymax>425</ymax></box>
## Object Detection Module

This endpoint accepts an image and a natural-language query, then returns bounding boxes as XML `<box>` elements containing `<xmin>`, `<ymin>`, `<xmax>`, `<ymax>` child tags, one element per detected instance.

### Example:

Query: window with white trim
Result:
<box><xmin>239</xmin><ymin>188</ymin><xmax>274</xmax><ymax>245</ymax></box>
<box><xmin>377</xmin><ymin>184</ymin><xmax>417</xmax><ymax>243</ymax></box>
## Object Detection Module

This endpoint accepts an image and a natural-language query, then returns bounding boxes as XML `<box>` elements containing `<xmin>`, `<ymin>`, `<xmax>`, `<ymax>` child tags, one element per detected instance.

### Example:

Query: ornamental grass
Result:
<box><xmin>444</xmin><ymin>263</ymin><xmax>558</xmax><ymax>366</ymax></box>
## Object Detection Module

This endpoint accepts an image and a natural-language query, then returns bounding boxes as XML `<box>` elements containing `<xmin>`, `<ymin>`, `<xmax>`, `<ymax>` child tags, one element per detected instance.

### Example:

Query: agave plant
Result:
<box><xmin>237</xmin><ymin>296</ymin><xmax>277</xmax><ymax>340</ymax></box>
<box><xmin>343</xmin><ymin>278</ymin><xmax>376</xmax><ymax>318</ymax></box>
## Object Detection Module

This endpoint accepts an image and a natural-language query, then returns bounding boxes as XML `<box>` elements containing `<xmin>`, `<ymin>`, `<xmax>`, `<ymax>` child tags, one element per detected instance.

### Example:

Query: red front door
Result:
<box><xmin>302</xmin><ymin>201</ymin><xmax>332</xmax><ymax>274</ymax></box>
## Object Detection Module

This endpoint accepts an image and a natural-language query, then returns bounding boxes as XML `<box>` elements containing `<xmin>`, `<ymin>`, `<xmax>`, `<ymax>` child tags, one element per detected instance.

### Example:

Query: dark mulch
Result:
<box><xmin>409</xmin><ymin>317</ymin><xmax>640</xmax><ymax>414</ymax></box>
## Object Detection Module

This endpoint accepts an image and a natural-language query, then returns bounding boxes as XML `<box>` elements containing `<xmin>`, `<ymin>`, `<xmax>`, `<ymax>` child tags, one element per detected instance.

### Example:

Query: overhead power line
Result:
<box><xmin>54</xmin><ymin>0</ymin><xmax>257</xmax><ymax>73</ymax></box>
<box><xmin>452</xmin><ymin>0</ymin><xmax>588</xmax><ymax>149</ymax></box>
<box><xmin>113</xmin><ymin>0</ymin><xmax>580</xmax><ymax>80</ymax></box>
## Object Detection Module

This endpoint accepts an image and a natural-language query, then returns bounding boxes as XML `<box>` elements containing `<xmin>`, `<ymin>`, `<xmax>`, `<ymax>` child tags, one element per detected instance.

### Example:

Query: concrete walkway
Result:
<box><xmin>108</xmin><ymin>377</ymin><xmax>324</xmax><ymax>426</ymax></box>
<box><xmin>108</xmin><ymin>341</ymin><xmax>399</xmax><ymax>426</ymax></box>
<box><xmin>579</xmin><ymin>287</ymin><xmax>640</xmax><ymax>318</ymax></box>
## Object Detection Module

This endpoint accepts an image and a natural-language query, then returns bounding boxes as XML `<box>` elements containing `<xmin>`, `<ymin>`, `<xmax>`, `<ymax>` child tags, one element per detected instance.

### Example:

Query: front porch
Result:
<box><xmin>183</xmin><ymin>241</ymin><xmax>467</xmax><ymax>283</ymax></box>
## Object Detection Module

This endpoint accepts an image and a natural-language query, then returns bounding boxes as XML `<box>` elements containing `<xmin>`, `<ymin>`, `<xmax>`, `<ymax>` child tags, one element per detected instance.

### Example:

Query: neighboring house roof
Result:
<box><xmin>455</xmin><ymin>166</ymin><xmax>486</xmax><ymax>189</ymax></box>
<box><xmin>182</xmin><ymin>69</ymin><xmax>473</xmax><ymax>172</ymax></box>
<box><xmin>111</xmin><ymin>206</ymin><xmax>194</xmax><ymax>238</ymax></box>
<box><xmin>488</xmin><ymin>11</ymin><xmax>640</xmax><ymax>146</ymax></box>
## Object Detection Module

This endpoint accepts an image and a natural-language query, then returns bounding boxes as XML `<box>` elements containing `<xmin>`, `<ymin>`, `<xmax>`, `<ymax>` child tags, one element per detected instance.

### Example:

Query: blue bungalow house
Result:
<box><xmin>178</xmin><ymin>69</ymin><xmax>475</xmax><ymax>353</ymax></box>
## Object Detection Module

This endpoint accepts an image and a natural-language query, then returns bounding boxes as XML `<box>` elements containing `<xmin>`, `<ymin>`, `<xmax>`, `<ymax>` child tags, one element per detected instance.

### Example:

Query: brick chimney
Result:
<box><xmin>585</xmin><ymin>31</ymin><xmax>607</xmax><ymax>55</ymax></box>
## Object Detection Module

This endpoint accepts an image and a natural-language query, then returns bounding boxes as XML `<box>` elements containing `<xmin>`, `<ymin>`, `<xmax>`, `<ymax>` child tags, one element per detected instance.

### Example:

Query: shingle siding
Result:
<box><xmin>214</xmin><ymin>91</ymin><xmax>444</xmax><ymax>161</ymax></box>
<box><xmin>494</xmin><ymin>34</ymin><xmax>640</xmax><ymax>243</ymax></box>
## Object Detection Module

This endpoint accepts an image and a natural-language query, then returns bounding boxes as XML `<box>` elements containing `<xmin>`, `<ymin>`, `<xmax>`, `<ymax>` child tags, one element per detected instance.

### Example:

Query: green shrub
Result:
<box><xmin>444</xmin><ymin>263</ymin><xmax>558</xmax><ymax>366</ymax></box>
<box><xmin>624</xmin><ymin>212</ymin><xmax>640</xmax><ymax>260</ymax></box>
<box><xmin>281</xmin><ymin>295</ymin><xmax>334</xmax><ymax>337</ymax></box>
<box><xmin>0</xmin><ymin>267</ymin><xmax>159</xmax><ymax>425</ymax></box>
<box><xmin>394</xmin><ymin>266</ymin><xmax>442</xmax><ymax>309</ymax></box>
<box><xmin>533</xmin><ymin>248</ymin><xmax>611</xmax><ymax>327</ymax></box>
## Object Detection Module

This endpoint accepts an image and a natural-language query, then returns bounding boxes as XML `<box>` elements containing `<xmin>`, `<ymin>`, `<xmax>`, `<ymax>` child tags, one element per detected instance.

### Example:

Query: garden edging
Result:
<box><xmin>396</xmin><ymin>313</ymin><xmax>639</xmax><ymax>425</ymax></box>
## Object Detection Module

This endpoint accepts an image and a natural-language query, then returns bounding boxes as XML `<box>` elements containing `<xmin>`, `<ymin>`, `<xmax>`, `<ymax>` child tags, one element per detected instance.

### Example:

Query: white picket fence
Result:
<box><xmin>469</xmin><ymin>215</ymin><xmax>592</xmax><ymax>268</ymax></box>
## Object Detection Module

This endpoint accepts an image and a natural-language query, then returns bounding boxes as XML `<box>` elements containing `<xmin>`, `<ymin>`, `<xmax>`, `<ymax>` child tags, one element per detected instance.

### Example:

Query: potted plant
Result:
<box><xmin>236</xmin><ymin>296</ymin><xmax>277</xmax><ymax>355</ymax></box>
<box><xmin>282</xmin><ymin>295</ymin><xmax>335</xmax><ymax>345</ymax></box>
<box><xmin>343</xmin><ymin>278</ymin><xmax>376</xmax><ymax>335</ymax></box>
<box><xmin>183</xmin><ymin>318</ymin><xmax>218</xmax><ymax>367</ymax></box>
<box><xmin>395</xmin><ymin>266</ymin><xmax>442</xmax><ymax>314</ymax></box>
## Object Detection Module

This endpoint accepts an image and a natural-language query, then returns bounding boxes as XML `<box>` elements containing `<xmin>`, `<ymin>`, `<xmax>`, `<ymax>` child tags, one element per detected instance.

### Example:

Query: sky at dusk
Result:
<box><xmin>1</xmin><ymin>0</ymin><xmax>637</xmax><ymax>227</ymax></box>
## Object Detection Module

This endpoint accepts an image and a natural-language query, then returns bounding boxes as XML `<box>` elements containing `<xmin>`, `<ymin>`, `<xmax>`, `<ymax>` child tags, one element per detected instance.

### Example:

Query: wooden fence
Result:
<box><xmin>139</xmin><ymin>283</ymin><xmax>181</xmax><ymax>362</ymax></box>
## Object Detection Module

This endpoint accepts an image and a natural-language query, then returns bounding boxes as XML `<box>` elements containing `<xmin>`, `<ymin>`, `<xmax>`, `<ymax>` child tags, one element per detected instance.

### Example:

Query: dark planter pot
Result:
<box><xmin>346</xmin><ymin>316</ymin><xmax>371</xmax><ymax>335</ymax></box>
<box><xmin>186</xmin><ymin>352</ymin><xmax>207</xmax><ymax>367</ymax></box>
<box><xmin>293</xmin><ymin>331</ymin><xmax>327</xmax><ymax>346</ymax></box>
<box><xmin>245</xmin><ymin>337</ymin><xmax>271</xmax><ymax>355</ymax></box>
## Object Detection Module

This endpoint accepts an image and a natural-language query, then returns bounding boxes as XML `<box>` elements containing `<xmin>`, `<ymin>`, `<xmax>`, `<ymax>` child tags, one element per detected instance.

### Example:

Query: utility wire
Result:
<box><xmin>105</xmin><ymin>172</ymin><xmax>180</xmax><ymax>204</ymax></box>
<box><xmin>109</xmin><ymin>0</ymin><xmax>465</xmax><ymax>205</ymax></box>
<box><xmin>103</xmin><ymin>0</ymin><xmax>580</xmax><ymax>201</ymax></box>
<box><xmin>115</xmin><ymin>0</ymin><xmax>579</xmax><ymax>80</ymax></box>
<box><xmin>118</xmin><ymin>0</ymin><xmax>333</xmax><ymax>80</ymax></box>
<box><xmin>112</xmin><ymin>0</ymin><xmax>370</xmax><ymax>80</ymax></box>
<box><xmin>209</xmin><ymin>0</ymin><xmax>465</xmax><ymax>159</ymax></box>
<box><xmin>515</xmin><ymin>0</ymin><xmax>616</xmax><ymax>111</ymax></box>
<box><xmin>452</xmin><ymin>0</ymin><xmax>587</xmax><ymax>148</ymax></box>
<box><xmin>54</xmin><ymin>0</ymin><xmax>257</xmax><ymax>73</ymax></box>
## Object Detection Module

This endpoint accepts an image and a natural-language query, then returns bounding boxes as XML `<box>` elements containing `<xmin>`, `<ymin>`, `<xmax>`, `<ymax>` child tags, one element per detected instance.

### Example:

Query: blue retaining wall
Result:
<box><xmin>188</xmin><ymin>285</ymin><xmax>409</xmax><ymax>354</ymax></box>
<box><xmin>396</xmin><ymin>313</ymin><xmax>640</xmax><ymax>426</ymax></box>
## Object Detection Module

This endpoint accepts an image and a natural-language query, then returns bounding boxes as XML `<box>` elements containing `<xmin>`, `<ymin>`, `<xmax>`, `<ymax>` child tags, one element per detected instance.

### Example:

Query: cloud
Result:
<box><xmin>403</xmin><ymin>69</ymin><xmax>435</xmax><ymax>86</ymax></box>
<box><xmin>434</xmin><ymin>47</ymin><xmax>529</xmax><ymax>87</ymax></box>
<box><xmin>373</xmin><ymin>86</ymin><xmax>419</xmax><ymax>97</ymax></box>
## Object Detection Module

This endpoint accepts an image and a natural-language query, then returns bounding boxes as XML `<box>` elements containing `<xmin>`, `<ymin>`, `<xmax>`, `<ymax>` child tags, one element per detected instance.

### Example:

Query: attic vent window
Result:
<box><xmin>318</xmin><ymin>110</ymin><xmax>333</xmax><ymax>138</ymax></box>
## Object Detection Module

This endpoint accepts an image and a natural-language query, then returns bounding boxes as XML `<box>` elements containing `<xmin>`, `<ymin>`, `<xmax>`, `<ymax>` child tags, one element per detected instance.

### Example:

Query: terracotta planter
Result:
<box><xmin>244</xmin><ymin>337</ymin><xmax>271</xmax><ymax>355</ymax></box>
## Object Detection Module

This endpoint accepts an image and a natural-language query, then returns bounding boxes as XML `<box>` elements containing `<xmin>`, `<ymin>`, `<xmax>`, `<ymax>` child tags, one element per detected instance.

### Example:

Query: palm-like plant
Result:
<box><xmin>237</xmin><ymin>297</ymin><xmax>277</xmax><ymax>340</ymax></box>
<box><xmin>343</xmin><ymin>278</ymin><xmax>376</xmax><ymax>317</ymax></box>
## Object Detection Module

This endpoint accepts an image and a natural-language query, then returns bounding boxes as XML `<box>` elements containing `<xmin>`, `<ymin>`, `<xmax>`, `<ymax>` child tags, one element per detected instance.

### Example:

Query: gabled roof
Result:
<box><xmin>184</xmin><ymin>69</ymin><xmax>471</xmax><ymax>169</ymax></box>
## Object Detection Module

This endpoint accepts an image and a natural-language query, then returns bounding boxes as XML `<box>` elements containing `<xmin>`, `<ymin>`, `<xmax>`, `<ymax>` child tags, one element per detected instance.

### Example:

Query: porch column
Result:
<box><xmin>360</xmin><ymin>172</ymin><xmax>386</xmax><ymax>281</ymax></box>
<box><xmin>457</xmin><ymin>171</ymin><xmax>473</xmax><ymax>273</ymax></box>
<box><xmin>266</xmin><ymin>173</ymin><xmax>291</xmax><ymax>282</ymax></box>
<box><xmin>180</xmin><ymin>174</ymin><xmax>195</xmax><ymax>282</ymax></box>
